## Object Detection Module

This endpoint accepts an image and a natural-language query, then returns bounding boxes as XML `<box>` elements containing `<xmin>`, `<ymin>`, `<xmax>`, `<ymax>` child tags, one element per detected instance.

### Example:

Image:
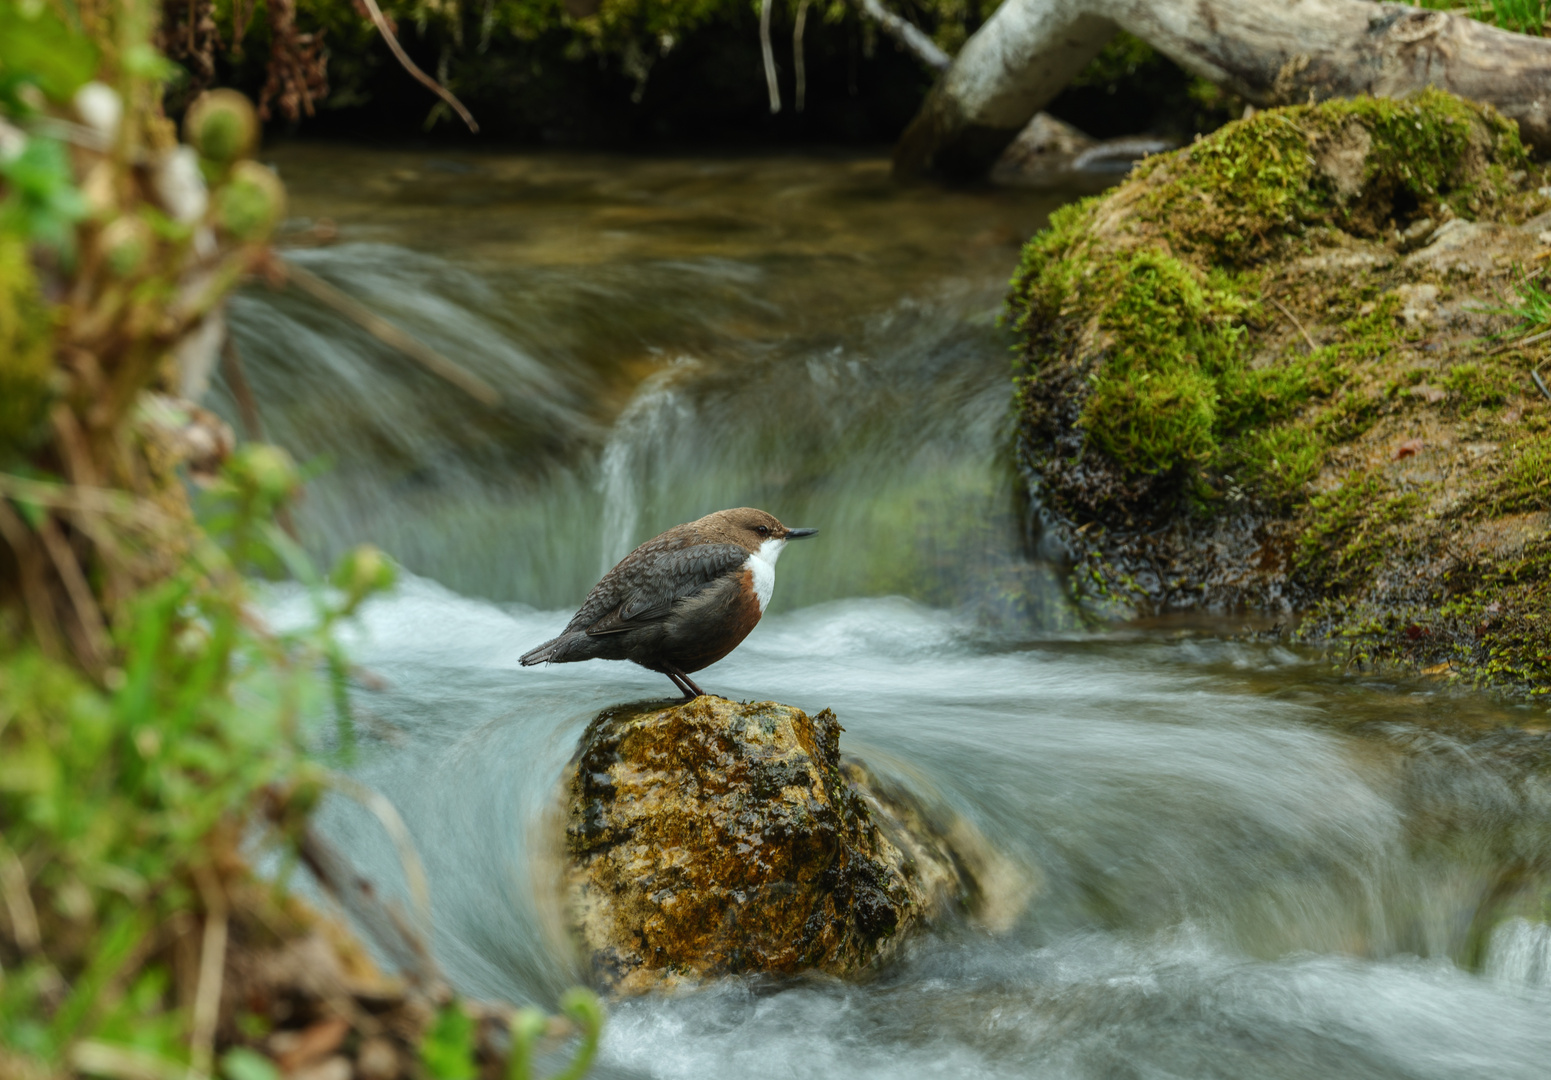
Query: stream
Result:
<box><xmin>227</xmin><ymin>144</ymin><xmax>1551</xmax><ymax>1079</ymax></box>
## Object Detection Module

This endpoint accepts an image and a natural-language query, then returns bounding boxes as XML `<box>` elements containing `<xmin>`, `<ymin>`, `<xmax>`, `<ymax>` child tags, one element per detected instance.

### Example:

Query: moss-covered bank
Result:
<box><xmin>1008</xmin><ymin>88</ymin><xmax>1551</xmax><ymax>699</ymax></box>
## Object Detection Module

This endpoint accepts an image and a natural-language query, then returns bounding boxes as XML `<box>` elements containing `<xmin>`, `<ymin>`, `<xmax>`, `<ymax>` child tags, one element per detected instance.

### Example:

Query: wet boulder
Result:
<box><xmin>562</xmin><ymin>696</ymin><xmax>1023</xmax><ymax>995</ymax></box>
<box><xmin>1008</xmin><ymin>88</ymin><xmax>1551</xmax><ymax>696</ymax></box>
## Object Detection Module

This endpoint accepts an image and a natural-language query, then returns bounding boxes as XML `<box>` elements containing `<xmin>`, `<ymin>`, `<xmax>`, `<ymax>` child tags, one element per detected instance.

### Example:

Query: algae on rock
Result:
<box><xmin>1008</xmin><ymin>88</ymin><xmax>1551</xmax><ymax>698</ymax></box>
<box><xmin>562</xmin><ymin>696</ymin><xmax>1027</xmax><ymax>995</ymax></box>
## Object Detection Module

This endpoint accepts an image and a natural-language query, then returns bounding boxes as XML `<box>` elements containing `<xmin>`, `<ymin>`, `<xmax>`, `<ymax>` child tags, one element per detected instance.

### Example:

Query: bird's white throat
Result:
<box><xmin>748</xmin><ymin>537</ymin><xmax>785</xmax><ymax>612</ymax></box>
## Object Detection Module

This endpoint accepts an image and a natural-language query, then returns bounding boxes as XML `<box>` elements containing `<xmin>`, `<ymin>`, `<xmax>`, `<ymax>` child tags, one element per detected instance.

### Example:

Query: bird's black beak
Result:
<box><xmin>786</xmin><ymin>528</ymin><xmax>818</xmax><ymax>539</ymax></box>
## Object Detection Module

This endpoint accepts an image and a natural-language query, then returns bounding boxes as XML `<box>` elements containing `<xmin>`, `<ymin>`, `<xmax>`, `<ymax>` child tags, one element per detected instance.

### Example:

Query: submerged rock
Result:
<box><xmin>991</xmin><ymin>112</ymin><xmax>1177</xmax><ymax>191</ymax></box>
<box><xmin>1007</xmin><ymin>88</ymin><xmax>1551</xmax><ymax>698</ymax></box>
<box><xmin>562</xmin><ymin>696</ymin><xmax>1026</xmax><ymax>995</ymax></box>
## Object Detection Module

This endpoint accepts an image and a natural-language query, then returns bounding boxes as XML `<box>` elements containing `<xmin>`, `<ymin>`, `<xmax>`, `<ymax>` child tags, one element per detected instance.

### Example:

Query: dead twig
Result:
<box><xmin>1269</xmin><ymin>296</ymin><xmax>1318</xmax><ymax>353</ymax></box>
<box><xmin>0</xmin><ymin>474</ymin><xmax>178</xmax><ymax>531</ymax></box>
<box><xmin>296</xmin><ymin>824</ymin><xmax>442</xmax><ymax>994</ymax></box>
<box><xmin>0</xmin><ymin>498</ymin><xmax>66</xmax><ymax>661</ymax></box>
<box><xmin>281</xmin><ymin>261</ymin><xmax>502</xmax><ymax>408</ymax></box>
<box><xmin>37</xmin><ymin>515</ymin><xmax>111</xmax><ymax>675</ymax></box>
<box><xmin>188</xmin><ymin>866</ymin><xmax>229</xmax><ymax>1080</ymax></box>
<box><xmin>851</xmin><ymin>0</ymin><xmax>950</xmax><ymax>70</ymax></box>
<box><xmin>327</xmin><ymin>773</ymin><xmax>434</xmax><ymax>941</ymax></box>
<box><xmin>220</xmin><ymin>336</ymin><xmax>266</xmax><ymax>443</ymax></box>
<box><xmin>68</xmin><ymin>1042</ymin><xmax>189</xmax><ymax>1080</ymax></box>
<box><xmin>0</xmin><ymin>836</ymin><xmax>41</xmax><ymax>953</ymax></box>
<box><xmin>794</xmin><ymin>0</ymin><xmax>812</xmax><ymax>113</ymax></box>
<box><xmin>1490</xmin><ymin>326</ymin><xmax>1551</xmax><ymax>354</ymax></box>
<box><xmin>1532</xmin><ymin>366</ymin><xmax>1551</xmax><ymax>402</ymax></box>
<box><xmin>759</xmin><ymin>0</ymin><xmax>781</xmax><ymax>113</ymax></box>
<box><xmin>357</xmin><ymin>0</ymin><xmax>480</xmax><ymax>133</ymax></box>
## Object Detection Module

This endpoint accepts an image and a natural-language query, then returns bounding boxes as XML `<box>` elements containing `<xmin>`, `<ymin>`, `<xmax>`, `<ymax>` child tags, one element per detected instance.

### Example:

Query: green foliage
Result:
<box><xmin>0</xmin><ymin>232</ymin><xmax>55</xmax><ymax>456</ymax></box>
<box><xmin>0</xmin><ymin>3</ymin><xmax>98</xmax><ymax>110</ymax></box>
<box><xmin>1499</xmin><ymin>271</ymin><xmax>1551</xmax><ymax>334</ymax></box>
<box><xmin>0</xmin><ymin>135</ymin><xmax>88</xmax><ymax>257</ymax></box>
<box><xmin>422</xmin><ymin>1001</ymin><xmax>479</xmax><ymax>1080</ymax></box>
<box><xmin>1068</xmin><ymin>32</ymin><xmax>1156</xmax><ymax>89</ymax></box>
<box><xmin>223</xmin><ymin>1047</ymin><xmax>284</xmax><ymax>1080</ymax></box>
<box><xmin>1417</xmin><ymin>0</ymin><xmax>1549</xmax><ymax>34</ymax></box>
<box><xmin>419</xmin><ymin>989</ymin><xmax>604</xmax><ymax>1080</ymax></box>
<box><xmin>0</xmin><ymin>475</ymin><xmax>354</xmax><ymax>1065</ymax></box>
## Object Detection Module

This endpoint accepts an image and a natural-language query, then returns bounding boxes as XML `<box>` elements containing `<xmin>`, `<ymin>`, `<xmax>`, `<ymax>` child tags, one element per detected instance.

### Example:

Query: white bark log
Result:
<box><xmin>854</xmin><ymin>0</ymin><xmax>953</xmax><ymax>71</ymax></box>
<box><xmin>895</xmin><ymin>0</ymin><xmax>1551</xmax><ymax>181</ymax></box>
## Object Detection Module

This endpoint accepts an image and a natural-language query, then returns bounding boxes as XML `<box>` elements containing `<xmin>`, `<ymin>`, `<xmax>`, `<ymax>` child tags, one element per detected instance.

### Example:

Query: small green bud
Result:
<box><xmin>185</xmin><ymin>89</ymin><xmax>258</xmax><ymax>163</ymax></box>
<box><xmin>214</xmin><ymin>161</ymin><xmax>285</xmax><ymax>241</ymax></box>
<box><xmin>332</xmin><ymin>544</ymin><xmax>396</xmax><ymax>604</ymax></box>
<box><xmin>227</xmin><ymin>444</ymin><xmax>298</xmax><ymax>502</ymax></box>
<box><xmin>99</xmin><ymin>215</ymin><xmax>151</xmax><ymax>276</ymax></box>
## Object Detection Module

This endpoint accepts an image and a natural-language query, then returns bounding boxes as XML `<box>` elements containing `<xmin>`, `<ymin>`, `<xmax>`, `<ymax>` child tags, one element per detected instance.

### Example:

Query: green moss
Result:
<box><xmin>1232</xmin><ymin>424</ymin><xmax>1326</xmax><ymax>498</ymax></box>
<box><xmin>1492</xmin><ymin>432</ymin><xmax>1551</xmax><ymax>513</ymax></box>
<box><xmin>1445</xmin><ymin>361</ymin><xmax>1521</xmax><ymax>412</ymax></box>
<box><xmin>0</xmin><ymin>233</ymin><xmax>56</xmax><ymax>459</ymax></box>
<box><xmin>1295</xmin><ymin>472</ymin><xmax>1426</xmax><ymax>591</ymax></box>
<box><xmin>1129</xmin><ymin>88</ymin><xmax>1526</xmax><ymax>260</ymax></box>
<box><xmin>1010</xmin><ymin>91</ymin><xmax>1527</xmax><ymax>510</ymax></box>
<box><xmin>1079</xmin><ymin>250</ymin><xmax>1251</xmax><ymax>474</ymax></box>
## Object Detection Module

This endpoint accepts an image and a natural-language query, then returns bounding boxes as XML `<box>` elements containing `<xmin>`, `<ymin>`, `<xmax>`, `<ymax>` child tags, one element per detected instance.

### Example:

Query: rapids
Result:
<box><xmin>228</xmin><ymin>145</ymin><xmax>1551</xmax><ymax>1080</ymax></box>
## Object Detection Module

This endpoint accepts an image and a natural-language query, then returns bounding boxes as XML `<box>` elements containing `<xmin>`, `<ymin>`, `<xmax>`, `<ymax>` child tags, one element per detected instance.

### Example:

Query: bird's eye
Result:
<box><xmin>755</xmin><ymin>525</ymin><xmax>769</xmax><ymax>537</ymax></box>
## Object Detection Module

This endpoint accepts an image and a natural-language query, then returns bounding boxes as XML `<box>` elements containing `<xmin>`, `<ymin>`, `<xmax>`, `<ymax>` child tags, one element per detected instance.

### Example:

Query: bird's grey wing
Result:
<box><xmin>573</xmin><ymin>542</ymin><xmax>749</xmax><ymax>637</ymax></box>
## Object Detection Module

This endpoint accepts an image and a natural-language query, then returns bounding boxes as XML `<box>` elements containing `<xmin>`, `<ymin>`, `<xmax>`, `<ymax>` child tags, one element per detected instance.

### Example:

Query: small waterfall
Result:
<box><xmin>596</xmin><ymin>358</ymin><xmax>701</xmax><ymax>572</ymax></box>
<box><xmin>1487</xmin><ymin>918</ymin><xmax>1551</xmax><ymax>988</ymax></box>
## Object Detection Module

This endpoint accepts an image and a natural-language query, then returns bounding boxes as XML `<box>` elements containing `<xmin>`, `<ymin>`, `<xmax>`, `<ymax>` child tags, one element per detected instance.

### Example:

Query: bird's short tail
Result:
<box><xmin>519</xmin><ymin>637</ymin><xmax>562</xmax><ymax>666</ymax></box>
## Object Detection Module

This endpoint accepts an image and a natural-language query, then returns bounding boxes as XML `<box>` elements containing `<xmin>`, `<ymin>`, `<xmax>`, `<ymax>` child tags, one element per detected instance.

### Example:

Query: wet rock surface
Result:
<box><xmin>992</xmin><ymin>112</ymin><xmax>1178</xmax><ymax>193</ymax></box>
<box><xmin>562</xmin><ymin>696</ymin><xmax>1024</xmax><ymax>995</ymax></box>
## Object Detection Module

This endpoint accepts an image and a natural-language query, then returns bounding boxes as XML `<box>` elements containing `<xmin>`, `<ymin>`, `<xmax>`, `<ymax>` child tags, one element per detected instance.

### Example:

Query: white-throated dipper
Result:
<box><xmin>519</xmin><ymin>508</ymin><xmax>817</xmax><ymax>698</ymax></box>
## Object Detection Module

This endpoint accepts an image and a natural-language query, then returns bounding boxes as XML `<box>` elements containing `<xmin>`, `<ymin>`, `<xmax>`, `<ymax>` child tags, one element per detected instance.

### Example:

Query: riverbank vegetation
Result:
<box><xmin>1</xmin><ymin>4</ymin><xmax>599</xmax><ymax>1075</ymax></box>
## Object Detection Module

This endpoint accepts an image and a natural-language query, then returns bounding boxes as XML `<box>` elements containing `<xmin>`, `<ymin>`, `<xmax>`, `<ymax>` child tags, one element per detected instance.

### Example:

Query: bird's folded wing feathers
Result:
<box><xmin>571</xmin><ymin>542</ymin><xmax>749</xmax><ymax>637</ymax></box>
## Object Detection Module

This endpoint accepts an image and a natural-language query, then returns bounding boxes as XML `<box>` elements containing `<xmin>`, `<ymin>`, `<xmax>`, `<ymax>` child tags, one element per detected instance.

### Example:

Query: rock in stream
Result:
<box><xmin>562</xmin><ymin>696</ymin><xmax>1025</xmax><ymax>995</ymax></box>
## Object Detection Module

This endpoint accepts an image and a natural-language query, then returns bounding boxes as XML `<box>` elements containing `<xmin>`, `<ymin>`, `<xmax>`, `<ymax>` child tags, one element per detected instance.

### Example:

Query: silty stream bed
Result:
<box><xmin>228</xmin><ymin>144</ymin><xmax>1551</xmax><ymax>1079</ymax></box>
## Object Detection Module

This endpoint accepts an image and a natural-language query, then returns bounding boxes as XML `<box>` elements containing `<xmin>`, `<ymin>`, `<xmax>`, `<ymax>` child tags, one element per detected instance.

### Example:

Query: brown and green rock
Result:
<box><xmin>1008</xmin><ymin>88</ymin><xmax>1551</xmax><ymax>700</ymax></box>
<box><xmin>562</xmin><ymin>696</ymin><xmax>1028</xmax><ymax>995</ymax></box>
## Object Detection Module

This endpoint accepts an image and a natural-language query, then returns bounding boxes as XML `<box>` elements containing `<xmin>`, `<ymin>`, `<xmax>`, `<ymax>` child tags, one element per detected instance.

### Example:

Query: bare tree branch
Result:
<box><xmin>853</xmin><ymin>0</ymin><xmax>951</xmax><ymax>71</ymax></box>
<box><xmin>358</xmin><ymin>0</ymin><xmax>481</xmax><ymax>133</ymax></box>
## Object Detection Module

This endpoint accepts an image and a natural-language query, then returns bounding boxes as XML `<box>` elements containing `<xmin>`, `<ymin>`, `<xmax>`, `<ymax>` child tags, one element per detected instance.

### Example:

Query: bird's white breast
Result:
<box><xmin>748</xmin><ymin>537</ymin><xmax>785</xmax><ymax>613</ymax></box>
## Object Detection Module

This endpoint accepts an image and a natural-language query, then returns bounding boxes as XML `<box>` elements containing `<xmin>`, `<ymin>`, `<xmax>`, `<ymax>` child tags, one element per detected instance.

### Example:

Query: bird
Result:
<box><xmin>520</xmin><ymin>507</ymin><xmax>817</xmax><ymax>699</ymax></box>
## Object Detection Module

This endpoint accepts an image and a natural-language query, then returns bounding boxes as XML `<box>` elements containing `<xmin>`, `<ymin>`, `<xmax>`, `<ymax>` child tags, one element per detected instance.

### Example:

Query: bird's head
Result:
<box><xmin>703</xmin><ymin>507</ymin><xmax>817</xmax><ymax>561</ymax></box>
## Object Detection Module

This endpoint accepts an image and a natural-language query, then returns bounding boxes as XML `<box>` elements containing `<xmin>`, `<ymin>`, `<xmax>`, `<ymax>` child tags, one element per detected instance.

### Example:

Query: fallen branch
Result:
<box><xmin>1269</xmin><ymin>297</ymin><xmax>1319</xmax><ymax>354</ymax></box>
<box><xmin>794</xmin><ymin>0</ymin><xmax>812</xmax><ymax>112</ymax></box>
<box><xmin>220</xmin><ymin>337</ymin><xmax>267</xmax><ymax>443</ymax></box>
<box><xmin>896</xmin><ymin>0</ymin><xmax>1551</xmax><ymax>181</ymax></box>
<box><xmin>188</xmin><ymin>865</ymin><xmax>230</xmax><ymax>1080</ymax></box>
<box><xmin>280</xmin><ymin>261</ymin><xmax>502</xmax><ymax>408</ymax></box>
<box><xmin>760</xmin><ymin>0</ymin><xmax>781</xmax><ymax>113</ymax></box>
<box><xmin>357</xmin><ymin>0</ymin><xmax>480</xmax><ymax>133</ymax></box>
<box><xmin>853</xmin><ymin>0</ymin><xmax>951</xmax><ymax>71</ymax></box>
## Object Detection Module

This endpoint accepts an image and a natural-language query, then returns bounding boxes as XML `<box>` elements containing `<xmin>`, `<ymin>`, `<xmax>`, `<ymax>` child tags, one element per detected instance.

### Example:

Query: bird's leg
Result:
<box><xmin>667</xmin><ymin>665</ymin><xmax>708</xmax><ymax>699</ymax></box>
<box><xmin>673</xmin><ymin>667</ymin><xmax>710</xmax><ymax>701</ymax></box>
<box><xmin>662</xmin><ymin>669</ymin><xmax>696</xmax><ymax>699</ymax></box>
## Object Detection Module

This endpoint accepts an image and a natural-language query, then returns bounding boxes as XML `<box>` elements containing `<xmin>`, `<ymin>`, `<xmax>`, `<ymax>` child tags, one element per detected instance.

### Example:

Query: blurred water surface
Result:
<box><xmin>234</xmin><ymin>146</ymin><xmax>1551</xmax><ymax>1080</ymax></box>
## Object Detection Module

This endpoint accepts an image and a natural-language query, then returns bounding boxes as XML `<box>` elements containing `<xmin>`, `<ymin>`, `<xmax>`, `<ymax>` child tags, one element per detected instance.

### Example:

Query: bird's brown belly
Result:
<box><xmin>624</xmin><ymin>567</ymin><xmax>764</xmax><ymax>674</ymax></box>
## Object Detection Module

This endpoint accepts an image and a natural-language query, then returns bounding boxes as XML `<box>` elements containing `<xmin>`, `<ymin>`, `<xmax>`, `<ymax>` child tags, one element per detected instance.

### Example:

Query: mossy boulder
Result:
<box><xmin>562</xmin><ymin>696</ymin><xmax>1025</xmax><ymax>995</ymax></box>
<box><xmin>1009</xmin><ymin>89</ymin><xmax>1551</xmax><ymax>698</ymax></box>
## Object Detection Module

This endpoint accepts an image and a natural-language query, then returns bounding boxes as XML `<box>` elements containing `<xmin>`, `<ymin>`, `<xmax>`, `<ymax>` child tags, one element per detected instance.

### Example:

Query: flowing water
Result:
<box><xmin>230</xmin><ymin>145</ymin><xmax>1551</xmax><ymax>1079</ymax></box>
